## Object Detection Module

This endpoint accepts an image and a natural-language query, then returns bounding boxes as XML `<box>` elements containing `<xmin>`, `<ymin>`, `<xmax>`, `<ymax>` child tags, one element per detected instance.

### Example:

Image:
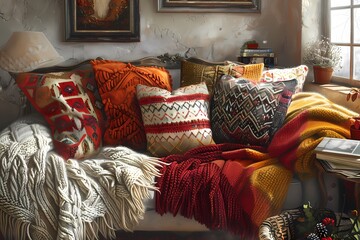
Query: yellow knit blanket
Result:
<box><xmin>269</xmin><ymin>91</ymin><xmax>357</xmax><ymax>174</ymax></box>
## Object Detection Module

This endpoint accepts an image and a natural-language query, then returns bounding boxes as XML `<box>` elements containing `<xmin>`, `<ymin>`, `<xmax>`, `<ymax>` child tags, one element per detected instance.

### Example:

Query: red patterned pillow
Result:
<box><xmin>136</xmin><ymin>82</ymin><xmax>214</xmax><ymax>157</ymax></box>
<box><xmin>16</xmin><ymin>66</ymin><xmax>105</xmax><ymax>160</ymax></box>
<box><xmin>91</xmin><ymin>60</ymin><xmax>172</xmax><ymax>150</ymax></box>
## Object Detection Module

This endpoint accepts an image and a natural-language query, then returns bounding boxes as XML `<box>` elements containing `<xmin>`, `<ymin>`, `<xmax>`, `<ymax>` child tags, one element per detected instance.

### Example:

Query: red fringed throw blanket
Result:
<box><xmin>156</xmin><ymin>144</ymin><xmax>291</xmax><ymax>239</ymax></box>
<box><xmin>155</xmin><ymin>92</ymin><xmax>357</xmax><ymax>239</ymax></box>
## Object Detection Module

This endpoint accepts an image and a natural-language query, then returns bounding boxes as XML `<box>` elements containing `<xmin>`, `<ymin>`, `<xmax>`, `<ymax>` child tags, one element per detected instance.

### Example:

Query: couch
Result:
<box><xmin>0</xmin><ymin>55</ymin><xmax>356</xmax><ymax>240</ymax></box>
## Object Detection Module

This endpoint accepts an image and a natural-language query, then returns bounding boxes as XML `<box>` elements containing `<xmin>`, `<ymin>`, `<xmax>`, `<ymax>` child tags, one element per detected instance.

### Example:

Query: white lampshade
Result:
<box><xmin>0</xmin><ymin>31</ymin><xmax>64</xmax><ymax>73</ymax></box>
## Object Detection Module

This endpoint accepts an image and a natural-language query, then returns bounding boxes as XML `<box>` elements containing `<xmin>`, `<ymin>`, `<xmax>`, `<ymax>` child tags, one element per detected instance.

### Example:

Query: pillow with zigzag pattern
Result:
<box><xmin>211</xmin><ymin>75</ymin><xmax>297</xmax><ymax>147</ymax></box>
<box><xmin>136</xmin><ymin>82</ymin><xmax>215</xmax><ymax>157</ymax></box>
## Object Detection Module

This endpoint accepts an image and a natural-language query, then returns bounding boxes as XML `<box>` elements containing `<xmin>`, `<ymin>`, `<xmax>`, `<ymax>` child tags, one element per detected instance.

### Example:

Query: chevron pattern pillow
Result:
<box><xmin>211</xmin><ymin>75</ymin><xmax>297</xmax><ymax>147</ymax></box>
<box><xmin>136</xmin><ymin>82</ymin><xmax>215</xmax><ymax>157</ymax></box>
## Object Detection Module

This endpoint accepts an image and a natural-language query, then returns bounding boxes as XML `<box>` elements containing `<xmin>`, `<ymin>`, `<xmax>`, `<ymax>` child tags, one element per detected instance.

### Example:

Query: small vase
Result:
<box><xmin>313</xmin><ymin>65</ymin><xmax>334</xmax><ymax>84</ymax></box>
<box><xmin>350</xmin><ymin>125</ymin><xmax>360</xmax><ymax>140</ymax></box>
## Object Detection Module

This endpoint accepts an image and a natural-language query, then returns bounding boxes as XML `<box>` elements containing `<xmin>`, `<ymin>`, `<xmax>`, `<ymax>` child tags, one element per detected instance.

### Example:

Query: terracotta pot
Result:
<box><xmin>350</xmin><ymin>125</ymin><xmax>360</xmax><ymax>140</ymax></box>
<box><xmin>313</xmin><ymin>65</ymin><xmax>334</xmax><ymax>84</ymax></box>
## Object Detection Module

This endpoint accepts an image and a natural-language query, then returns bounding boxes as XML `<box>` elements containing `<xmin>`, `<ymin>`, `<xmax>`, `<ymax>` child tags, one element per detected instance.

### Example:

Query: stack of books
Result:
<box><xmin>314</xmin><ymin>137</ymin><xmax>360</xmax><ymax>179</ymax></box>
<box><xmin>237</xmin><ymin>48</ymin><xmax>276</xmax><ymax>68</ymax></box>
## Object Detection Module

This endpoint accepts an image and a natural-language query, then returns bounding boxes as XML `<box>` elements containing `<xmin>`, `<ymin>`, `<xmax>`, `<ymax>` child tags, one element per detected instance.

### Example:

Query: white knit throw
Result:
<box><xmin>0</xmin><ymin>115</ymin><xmax>163</xmax><ymax>240</ymax></box>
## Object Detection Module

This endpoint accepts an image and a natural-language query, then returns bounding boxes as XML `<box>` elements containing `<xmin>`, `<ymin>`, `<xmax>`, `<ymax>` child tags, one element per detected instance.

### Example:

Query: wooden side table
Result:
<box><xmin>316</xmin><ymin>160</ymin><xmax>360</xmax><ymax>211</ymax></box>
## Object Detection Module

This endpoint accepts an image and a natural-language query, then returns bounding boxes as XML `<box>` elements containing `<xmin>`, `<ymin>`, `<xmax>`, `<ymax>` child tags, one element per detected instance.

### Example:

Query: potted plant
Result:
<box><xmin>303</xmin><ymin>36</ymin><xmax>342</xmax><ymax>84</ymax></box>
<box><xmin>347</xmin><ymin>88</ymin><xmax>360</xmax><ymax>140</ymax></box>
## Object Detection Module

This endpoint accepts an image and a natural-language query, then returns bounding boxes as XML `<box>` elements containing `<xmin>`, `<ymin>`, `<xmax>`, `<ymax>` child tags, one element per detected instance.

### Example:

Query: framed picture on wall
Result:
<box><xmin>157</xmin><ymin>0</ymin><xmax>261</xmax><ymax>13</ymax></box>
<box><xmin>65</xmin><ymin>0</ymin><xmax>140</xmax><ymax>42</ymax></box>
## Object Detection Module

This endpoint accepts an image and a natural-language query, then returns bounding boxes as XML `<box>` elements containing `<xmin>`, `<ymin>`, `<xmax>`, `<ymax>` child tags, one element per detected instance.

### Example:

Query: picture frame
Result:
<box><xmin>157</xmin><ymin>0</ymin><xmax>261</xmax><ymax>13</ymax></box>
<box><xmin>65</xmin><ymin>0</ymin><xmax>140</xmax><ymax>42</ymax></box>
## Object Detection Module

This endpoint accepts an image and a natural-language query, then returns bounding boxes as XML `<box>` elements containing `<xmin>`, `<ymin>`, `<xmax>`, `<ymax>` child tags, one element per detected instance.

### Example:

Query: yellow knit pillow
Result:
<box><xmin>233</xmin><ymin>63</ymin><xmax>265</xmax><ymax>82</ymax></box>
<box><xmin>180</xmin><ymin>57</ymin><xmax>264</xmax><ymax>95</ymax></box>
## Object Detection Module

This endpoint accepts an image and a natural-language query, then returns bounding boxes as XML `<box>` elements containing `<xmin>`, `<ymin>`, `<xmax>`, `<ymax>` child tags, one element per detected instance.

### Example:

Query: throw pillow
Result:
<box><xmin>91</xmin><ymin>60</ymin><xmax>172</xmax><ymax>150</ymax></box>
<box><xmin>15</xmin><ymin>66</ymin><xmax>105</xmax><ymax>160</ymax></box>
<box><xmin>136</xmin><ymin>82</ymin><xmax>215</xmax><ymax>157</ymax></box>
<box><xmin>260</xmin><ymin>65</ymin><xmax>309</xmax><ymax>93</ymax></box>
<box><xmin>211</xmin><ymin>75</ymin><xmax>298</xmax><ymax>147</ymax></box>
<box><xmin>180</xmin><ymin>57</ymin><xmax>264</xmax><ymax>95</ymax></box>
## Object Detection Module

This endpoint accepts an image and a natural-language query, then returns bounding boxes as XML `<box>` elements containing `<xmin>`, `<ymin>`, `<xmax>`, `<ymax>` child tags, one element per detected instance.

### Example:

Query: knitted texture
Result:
<box><xmin>155</xmin><ymin>92</ymin><xmax>357</xmax><ymax>238</ymax></box>
<box><xmin>91</xmin><ymin>60</ymin><xmax>172</xmax><ymax>150</ymax></box>
<box><xmin>136</xmin><ymin>82</ymin><xmax>214</xmax><ymax>157</ymax></box>
<box><xmin>155</xmin><ymin>143</ymin><xmax>292</xmax><ymax>240</ymax></box>
<box><xmin>233</xmin><ymin>62</ymin><xmax>265</xmax><ymax>82</ymax></box>
<box><xmin>0</xmin><ymin>115</ymin><xmax>163</xmax><ymax>240</ymax></box>
<box><xmin>180</xmin><ymin>57</ymin><xmax>263</xmax><ymax>95</ymax></box>
<box><xmin>268</xmin><ymin>92</ymin><xmax>357</xmax><ymax>175</ymax></box>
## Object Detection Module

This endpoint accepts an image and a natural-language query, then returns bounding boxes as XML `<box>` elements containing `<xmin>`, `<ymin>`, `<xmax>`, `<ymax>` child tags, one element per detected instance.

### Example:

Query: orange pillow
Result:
<box><xmin>91</xmin><ymin>60</ymin><xmax>172</xmax><ymax>150</ymax></box>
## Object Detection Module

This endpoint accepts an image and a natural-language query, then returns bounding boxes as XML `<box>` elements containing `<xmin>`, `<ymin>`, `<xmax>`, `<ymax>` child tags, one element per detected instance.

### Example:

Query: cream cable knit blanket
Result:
<box><xmin>0</xmin><ymin>115</ymin><xmax>163</xmax><ymax>240</ymax></box>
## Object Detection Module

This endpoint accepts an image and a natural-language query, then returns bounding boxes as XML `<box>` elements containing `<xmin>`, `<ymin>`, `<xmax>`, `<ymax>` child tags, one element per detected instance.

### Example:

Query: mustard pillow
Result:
<box><xmin>180</xmin><ymin>57</ymin><xmax>264</xmax><ymax>95</ymax></box>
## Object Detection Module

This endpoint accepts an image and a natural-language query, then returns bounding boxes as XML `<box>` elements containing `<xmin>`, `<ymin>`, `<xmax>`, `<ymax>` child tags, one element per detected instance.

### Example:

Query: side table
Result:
<box><xmin>316</xmin><ymin>160</ymin><xmax>360</xmax><ymax>211</ymax></box>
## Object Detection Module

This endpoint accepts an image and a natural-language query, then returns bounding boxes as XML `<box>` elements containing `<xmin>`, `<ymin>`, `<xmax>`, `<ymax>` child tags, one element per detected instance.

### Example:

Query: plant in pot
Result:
<box><xmin>303</xmin><ymin>36</ymin><xmax>342</xmax><ymax>84</ymax></box>
<box><xmin>347</xmin><ymin>88</ymin><xmax>360</xmax><ymax>140</ymax></box>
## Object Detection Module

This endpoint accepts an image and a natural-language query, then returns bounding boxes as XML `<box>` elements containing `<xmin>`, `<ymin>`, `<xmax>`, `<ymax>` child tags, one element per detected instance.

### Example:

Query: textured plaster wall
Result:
<box><xmin>0</xmin><ymin>1</ymin><xmax>303</xmax><ymax>76</ymax></box>
<box><xmin>0</xmin><ymin>0</ymin><xmax>306</xmax><ymax>129</ymax></box>
<box><xmin>301</xmin><ymin>0</ymin><xmax>322</xmax><ymax>83</ymax></box>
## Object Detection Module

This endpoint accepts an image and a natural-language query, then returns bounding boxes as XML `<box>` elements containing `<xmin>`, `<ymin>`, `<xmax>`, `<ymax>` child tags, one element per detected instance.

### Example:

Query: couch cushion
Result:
<box><xmin>136</xmin><ymin>82</ymin><xmax>214</xmax><ymax>157</ymax></box>
<box><xmin>211</xmin><ymin>75</ymin><xmax>297</xmax><ymax>147</ymax></box>
<box><xmin>260</xmin><ymin>65</ymin><xmax>309</xmax><ymax>93</ymax></box>
<box><xmin>91</xmin><ymin>60</ymin><xmax>172</xmax><ymax>151</ymax></box>
<box><xmin>15</xmin><ymin>66</ymin><xmax>105</xmax><ymax>159</ymax></box>
<box><xmin>180</xmin><ymin>57</ymin><xmax>264</xmax><ymax>95</ymax></box>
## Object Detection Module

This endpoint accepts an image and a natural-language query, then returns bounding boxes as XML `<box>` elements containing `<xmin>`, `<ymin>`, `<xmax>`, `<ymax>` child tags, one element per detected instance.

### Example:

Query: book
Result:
<box><xmin>237</xmin><ymin>56</ymin><xmax>276</xmax><ymax>68</ymax></box>
<box><xmin>318</xmin><ymin>159</ymin><xmax>360</xmax><ymax>179</ymax></box>
<box><xmin>314</xmin><ymin>137</ymin><xmax>360</xmax><ymax>169</ymax></box>
<box><xmin>238</xmin><ymin>52</ymin><xmax>275</xmax><ymax>57</ymax></box>
<box><xmin>239</xmin><ymin>48</ymin><xmax>273</xmax><ymax>53</ymax></box>
<box><xmin>316</xmin><ymin>152</ymin><xmax>360</xmax><ymax>168</ymax></box>
<box><xmin>318</xmin><ymin>158</ymin><xmax>358</xmax><ymax>171</ymax></box>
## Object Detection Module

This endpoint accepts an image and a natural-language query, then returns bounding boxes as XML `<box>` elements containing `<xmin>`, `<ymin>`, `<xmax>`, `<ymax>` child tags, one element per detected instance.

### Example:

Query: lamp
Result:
<box><xmin>0</xmin><ymin>31</ymin><xmax>64</xmax><ymax>73</ymax></box>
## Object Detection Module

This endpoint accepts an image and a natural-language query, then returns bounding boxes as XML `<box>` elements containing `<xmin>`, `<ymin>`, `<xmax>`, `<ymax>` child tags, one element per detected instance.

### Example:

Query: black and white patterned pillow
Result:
<box><xmin>211</xmin><ymin>75</ymin><xmax>297</xmax><ymax>146</ymax></box>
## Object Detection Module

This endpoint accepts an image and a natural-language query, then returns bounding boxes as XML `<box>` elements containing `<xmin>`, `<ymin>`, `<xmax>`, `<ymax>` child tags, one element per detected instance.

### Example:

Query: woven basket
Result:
<box><xmin>259</xmin><ymin>207</ymin><xmax>337</xmax><ymax>240</ymax></box>
<box><xmin>258</xmin><ymin>209</ymin><xmax>302</xmax><ymax>240</ymax></box>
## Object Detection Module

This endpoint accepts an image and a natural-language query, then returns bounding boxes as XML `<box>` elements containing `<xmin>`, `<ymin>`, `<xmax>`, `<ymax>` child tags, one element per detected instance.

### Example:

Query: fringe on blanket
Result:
<box><xmin>156</xmin><ymin>143</ymin><xmax>292</xmax><ymax>240</ymax></box>
<box><xmin>0</xmin><ymin>114</ymin><xmax>163</xmax><ymax>240</ymax></box>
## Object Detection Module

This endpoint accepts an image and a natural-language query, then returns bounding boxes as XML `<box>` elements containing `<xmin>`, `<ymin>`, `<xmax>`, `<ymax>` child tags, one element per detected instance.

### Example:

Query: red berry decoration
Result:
<box><xmin>322</xmin><ymin>218</ymin><xmax>335</xmax><ymax>226</ymax></box>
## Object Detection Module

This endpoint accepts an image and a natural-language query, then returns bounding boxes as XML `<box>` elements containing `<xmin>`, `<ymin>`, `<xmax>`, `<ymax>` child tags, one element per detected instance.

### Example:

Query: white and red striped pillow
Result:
<box><xmin>136</xmin><ymin>82</ymin><xmax>214</xmax><ymax>157</ymax></box>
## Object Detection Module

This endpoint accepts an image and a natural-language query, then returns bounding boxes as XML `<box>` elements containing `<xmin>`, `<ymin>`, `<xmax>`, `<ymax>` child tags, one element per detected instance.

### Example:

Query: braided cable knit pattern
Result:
<box><xmin>0</xmin><ymin>115</ymin><xmax>163</xmax><ymax>240</ymax></box>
